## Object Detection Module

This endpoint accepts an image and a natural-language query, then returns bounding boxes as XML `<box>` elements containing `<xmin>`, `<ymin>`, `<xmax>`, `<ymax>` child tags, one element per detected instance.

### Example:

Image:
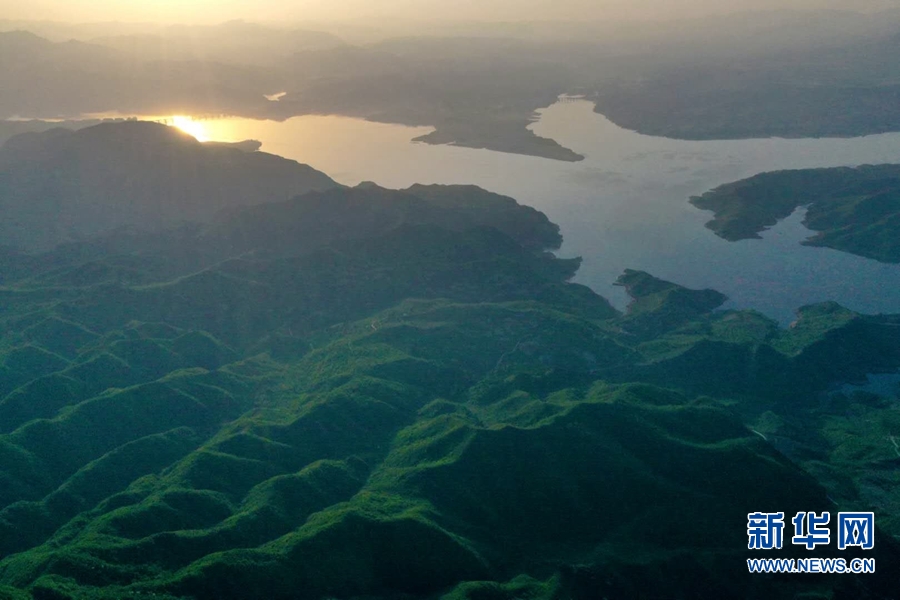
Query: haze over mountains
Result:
<box><xmin>0</xmin><ymin>122</ymin><xmax>337</xmax><ymax>251</ymax></box>
<box><xmin>2</xmin><ymin>5</ymin><xmax>900</xmax><ymax>599</ymax></box>
<box><xmin>3</xmin><ymin>0</ymin><xmax>900</xmax><ymax>27</ymax></box>
<box><xmin>83</xmin><ymin>21</ymin><xmax>345</xmax><ymax>66</ymax></box>
<box><xmin>6</xmin><ymin>9</ymin><xmax>900</xmax><ymax>159</ymax></box>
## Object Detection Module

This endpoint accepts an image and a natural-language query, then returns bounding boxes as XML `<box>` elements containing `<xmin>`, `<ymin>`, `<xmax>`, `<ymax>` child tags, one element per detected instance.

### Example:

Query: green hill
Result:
<box><xmin>691</xmin><ymin>164</ymin><xmax>900</xmax><ymax>263</ymax></box>
<box><xmin>0</xmin><ymin>176</ymin><xmax>898</xmax><ymax>599</ymax></box>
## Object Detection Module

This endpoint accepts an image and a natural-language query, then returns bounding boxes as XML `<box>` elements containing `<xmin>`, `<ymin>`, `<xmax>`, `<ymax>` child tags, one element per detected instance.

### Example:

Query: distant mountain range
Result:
<box><xmin>0</xmin><ymin>30</ymin><xmax>279</xmax><ymax>118</ymax></box>
<box><xmin>6</xmin><ymin>15</ymin><xmax>900</xmax><ymax>159</ymax></box>
<box><xmin>88</xmin><ymin>20</ymin><xmax>346</xmax><ymax>66</ymax></box>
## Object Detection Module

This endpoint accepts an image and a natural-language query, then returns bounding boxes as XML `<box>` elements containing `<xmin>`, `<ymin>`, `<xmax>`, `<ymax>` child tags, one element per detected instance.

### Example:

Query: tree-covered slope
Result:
<box><xmin>690</xmin><ymin>164</ymin><xmax>900</xmax><ymax>263</ymax></box>
<box><xmin>1</xmin><ymin>182</ymin><xmax>899</xmax><ymax>599</ymax></box>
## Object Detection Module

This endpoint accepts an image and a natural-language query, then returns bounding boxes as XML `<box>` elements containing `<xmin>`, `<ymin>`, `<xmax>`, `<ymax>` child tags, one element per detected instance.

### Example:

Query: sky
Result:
<box><xmin>1</xmin><ymin>0</ymin><xmax>898</xmax><ymax>25</ymax></box>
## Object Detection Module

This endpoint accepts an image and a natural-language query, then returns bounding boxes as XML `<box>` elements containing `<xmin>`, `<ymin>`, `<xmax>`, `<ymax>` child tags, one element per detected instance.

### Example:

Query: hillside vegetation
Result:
<box><xmin>1</xmin><ymin>170</ymin><xmax>899</xmax><ymax>598</ymax></box>
<box><xmin>691</xmin><ymin>164</ymin><xmax>900</xmax><ymax>263</ymax></box>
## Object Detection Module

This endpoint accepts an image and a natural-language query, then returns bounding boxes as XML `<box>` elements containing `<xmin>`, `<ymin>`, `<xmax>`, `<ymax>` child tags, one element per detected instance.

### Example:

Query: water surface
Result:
<box><xmin>101</xmin><ymin>102</ymin><xmax>900</xmax><ymax>322</ymax></box>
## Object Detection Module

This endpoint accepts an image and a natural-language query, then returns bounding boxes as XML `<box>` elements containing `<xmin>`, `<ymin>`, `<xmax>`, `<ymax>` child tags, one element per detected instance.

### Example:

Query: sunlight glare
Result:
<box><xmin>171</xmin><ymin>116</ymin><xmax>209</xmax><ymax>142</ymax></box>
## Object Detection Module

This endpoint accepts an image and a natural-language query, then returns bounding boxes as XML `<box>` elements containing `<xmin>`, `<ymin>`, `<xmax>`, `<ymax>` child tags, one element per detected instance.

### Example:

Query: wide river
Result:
<box><xmin>127</xmin><ymin>101</ymin><xmax>900</xmax><ymax>322</ymax></box>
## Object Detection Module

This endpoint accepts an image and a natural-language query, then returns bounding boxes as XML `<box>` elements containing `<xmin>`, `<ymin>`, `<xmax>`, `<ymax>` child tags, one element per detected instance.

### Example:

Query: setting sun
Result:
<box><xmin>171</xmin><ymin>115</ymin><xmax>208</xmax><ymax>142</ymax></box>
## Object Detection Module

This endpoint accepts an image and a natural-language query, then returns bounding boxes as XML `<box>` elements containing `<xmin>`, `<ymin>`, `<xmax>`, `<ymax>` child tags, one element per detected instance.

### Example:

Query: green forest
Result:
<box><xmin>1</xmin><ymin>128</ymin><xmax>899</xmax><ymax>598</ymax></box>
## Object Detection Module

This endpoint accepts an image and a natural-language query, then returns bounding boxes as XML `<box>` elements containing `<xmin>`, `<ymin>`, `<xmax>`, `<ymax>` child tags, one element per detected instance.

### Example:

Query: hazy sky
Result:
<box><xmin>1</xmin><ymin>0</ymin><xmax>898</xmax><ymax>24</ymax></box>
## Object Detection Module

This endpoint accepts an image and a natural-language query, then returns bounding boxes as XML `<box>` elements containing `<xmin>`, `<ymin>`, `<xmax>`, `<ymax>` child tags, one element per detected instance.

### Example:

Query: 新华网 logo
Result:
<box><xmin>746</xmin><ymin>511</ymin><xmax>876</xmax><ymax>575</ymax></box>
<box><xmin>747</xmin><ymin>511</ymin><xmax>874</xmax><ymax>551</ymax></box>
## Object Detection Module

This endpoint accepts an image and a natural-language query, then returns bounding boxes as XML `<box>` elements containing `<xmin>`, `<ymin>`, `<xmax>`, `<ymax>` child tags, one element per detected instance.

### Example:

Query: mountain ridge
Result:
<box><xmin>0</xmin><ymin>121</ymin><xmax>339</xmax><ymax>252</ymax></box>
